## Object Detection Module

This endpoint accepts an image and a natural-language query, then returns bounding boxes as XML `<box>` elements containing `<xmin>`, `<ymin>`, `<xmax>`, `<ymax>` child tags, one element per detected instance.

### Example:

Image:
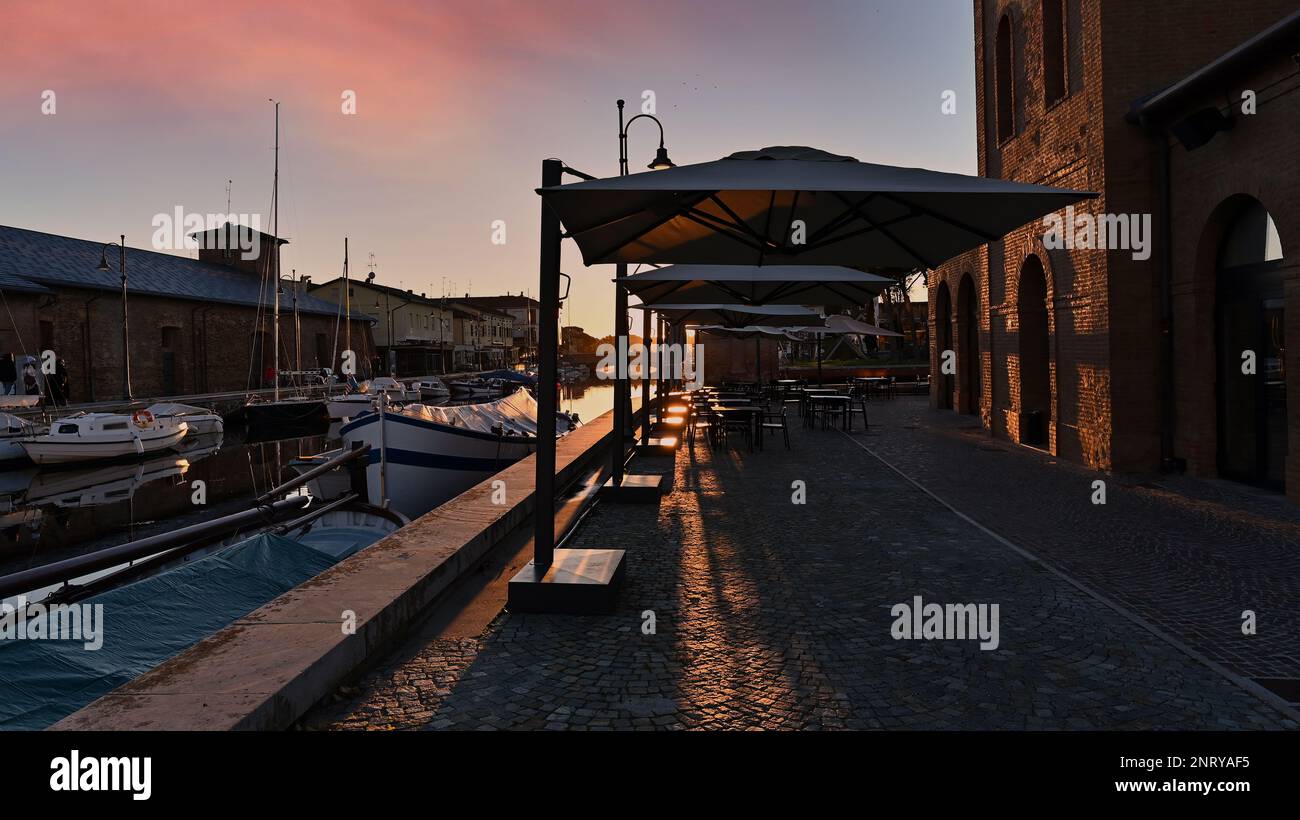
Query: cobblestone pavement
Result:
<box><xmin>855</xmin><ymin>397</ymin><xmax>1300</xmax><ymax>682</ymax></box>
<box><xmin>310</xmin><ymin>404</ymin><xmax>1296</xmax><ymax>730</ymax></box>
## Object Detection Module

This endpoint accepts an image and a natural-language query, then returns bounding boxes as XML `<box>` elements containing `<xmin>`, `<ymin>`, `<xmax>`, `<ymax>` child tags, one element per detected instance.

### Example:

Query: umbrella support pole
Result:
<box><xmin>611</xmin><ymin>262</ymin><xmax>628</xmax><ymax>486</ymax></box>
<box><xmin>509</xmin><ymin>158</ymin><xmax>625</xmax><ymax>614</ymax></box>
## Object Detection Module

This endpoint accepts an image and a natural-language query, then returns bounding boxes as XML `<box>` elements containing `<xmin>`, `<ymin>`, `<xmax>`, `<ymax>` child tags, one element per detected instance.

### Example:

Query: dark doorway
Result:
<box><xmin>1217</xmin><ymin>202</ymin><xmax>1286</xmax><ymax>489</ymax></box>
<box><xmin>1018</xmin><ymin>257</ymin><xmax>1050</xmax><ymax>447</ymax></box>
<box><xmin>935</xmin><ymin>282</ymin><xmax>953</xmax><ymax>409</ymax></box>
<box><xmin>957</xmin><ymin>274</ymin><xmax>981</xmax><ymax>415</ymax></box>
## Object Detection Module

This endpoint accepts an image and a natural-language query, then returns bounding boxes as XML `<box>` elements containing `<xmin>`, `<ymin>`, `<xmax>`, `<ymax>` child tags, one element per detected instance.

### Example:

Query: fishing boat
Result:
<box><xmin>412</xmin><ymin>376</ymin><xmax>451</xmax><ymax>401</ymax></box>
<box><xmin>0</xmin><ymin>412</ymin><xmax>41</xmax><ymax>464</ymax></box>
<box><xmin>337</xmin><ymin>388</ymin><xmax>577</xmax><ymax>519</ymax></box>
<box><xmin>147</xmin><ymin>402</ymin><xmax>225</xmax><ymax>436</ymax></box>
<box><xmin>19</xmin><ymin>411</ymin><xmax>188</xmax><ymax>465</ymax></box>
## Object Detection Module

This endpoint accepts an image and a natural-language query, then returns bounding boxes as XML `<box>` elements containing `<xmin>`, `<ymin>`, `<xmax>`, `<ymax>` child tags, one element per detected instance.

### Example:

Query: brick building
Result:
<box><xmin>0</xmin><ymin>224</ymin><xmax>374</xmax><ymax>401</ymax></box>
<box><xmin>930</xmin><ymin>2</ymin><xmax>1299</xmax><ymax>499</ymax></box>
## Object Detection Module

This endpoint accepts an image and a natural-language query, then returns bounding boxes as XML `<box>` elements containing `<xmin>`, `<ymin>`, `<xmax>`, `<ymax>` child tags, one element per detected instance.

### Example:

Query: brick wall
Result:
<box><xmin>933</xmin><ymin>0</ymin><xmax>1299</xmax><ymax>490</ymax></box>
<box><xmin>0</xmin><ymin>286</ymin><xmax>375</xmax><ymax>401</ymax></box>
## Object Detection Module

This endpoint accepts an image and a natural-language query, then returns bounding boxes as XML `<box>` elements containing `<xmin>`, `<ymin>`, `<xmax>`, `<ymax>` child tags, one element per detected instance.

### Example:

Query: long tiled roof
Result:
<box><xmin>0</xmin><ymin>224</ymin><xmax>365</xmax><ymax>318</ymax></box>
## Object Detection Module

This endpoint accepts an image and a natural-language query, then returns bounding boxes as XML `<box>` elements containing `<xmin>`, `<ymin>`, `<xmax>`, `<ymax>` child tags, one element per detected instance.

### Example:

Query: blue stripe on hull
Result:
<box><xmin>364</xmin><ymin>446</ymin><xmax>532</xmax><ymax>473</ymax></box>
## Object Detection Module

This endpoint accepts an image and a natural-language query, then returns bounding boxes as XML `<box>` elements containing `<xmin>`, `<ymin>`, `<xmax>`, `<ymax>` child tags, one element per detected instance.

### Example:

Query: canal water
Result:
<box><xmin>0</xmin><ymin>381</ymin><xmax>627</xmax><ymax>576</ymax></box>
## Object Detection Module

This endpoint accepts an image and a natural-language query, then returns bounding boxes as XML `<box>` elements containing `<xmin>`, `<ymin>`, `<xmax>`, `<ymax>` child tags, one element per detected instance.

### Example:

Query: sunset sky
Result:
<box><xmin>0</xmin><ymin>0</ymin><xmax>975</xmax><ymax>335</ymax></box>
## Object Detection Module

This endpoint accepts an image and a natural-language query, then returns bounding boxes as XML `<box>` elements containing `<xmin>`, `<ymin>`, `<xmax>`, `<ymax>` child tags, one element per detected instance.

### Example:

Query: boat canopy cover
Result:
<box><xmin>147</xmin><ymin>402</ymin><xmax>215</xmax><ymax>416</ymax></box>
<box><xmin>398</xmin><ymin>388</ymin><xmax>541</xmax><ymax>436</ymax></box>
<box><xmin>0</xmin><ymin>412</ymin><xmax>36</xmax><ymax>433</ymax></box>
<box><xmin>0</xmin><ymin>532</ymin><xmax>355</xmax><ymax>730</ymax></box>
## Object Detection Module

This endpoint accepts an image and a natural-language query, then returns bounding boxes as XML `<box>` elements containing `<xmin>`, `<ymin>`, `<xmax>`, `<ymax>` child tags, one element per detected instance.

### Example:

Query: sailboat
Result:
<box><xmin>228</xmin><ymin>102</ymin><xmax>328</xmax><ymax>434</ymax></box>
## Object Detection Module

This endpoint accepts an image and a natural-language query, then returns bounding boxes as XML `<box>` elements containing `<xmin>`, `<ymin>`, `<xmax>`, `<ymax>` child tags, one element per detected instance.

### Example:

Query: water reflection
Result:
<box><xmin>0</xmin><ymin>428</ymin><xmax>328</xmax><ymax>574</ymax></box>
<box><xmin>0</xmin><ymin>380</ymin><xmax>629</xmax><ymax>574</ymax></box>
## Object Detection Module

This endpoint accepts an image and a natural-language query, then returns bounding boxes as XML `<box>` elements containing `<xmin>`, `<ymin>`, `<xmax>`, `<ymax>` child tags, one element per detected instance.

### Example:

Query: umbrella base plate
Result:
<box><xmin>637</xmin><ymin>437</ymin><xmax>679</xmax><ymax>456</ymax></box>
<box><xmin>507</xmin><ymin>548</ymin><xmax>626</xmax><ymax>614</ymax></box>
<box><xmin>599</xmin><ymin>474</ymin><xmax>664</xmax><ymax>503</ymax></box>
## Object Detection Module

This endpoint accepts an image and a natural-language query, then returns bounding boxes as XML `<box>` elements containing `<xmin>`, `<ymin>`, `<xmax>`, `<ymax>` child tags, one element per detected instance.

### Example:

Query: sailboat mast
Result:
<box><xmin>344</xmin><ymin>236</ymin><xmax>351</xmax><ymax>373</ymax></box>
<box><xmin>271</xmin><ymin>100</ymin><xmax>281</xmax><ymax>403</ymax></box>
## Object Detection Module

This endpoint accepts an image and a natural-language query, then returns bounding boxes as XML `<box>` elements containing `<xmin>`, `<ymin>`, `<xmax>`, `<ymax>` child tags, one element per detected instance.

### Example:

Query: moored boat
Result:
<box><xmin>412</xmin><ymin>377</ymin><xmax>451</xmax><ymax>401</ymax></box>
<box><xmin>338</xmin><ymin>388</ymin><xmax>576</xmax><ymax>518</ymax></box>
<box><xmin>19</xmin><ymin>411</ymin><xmax>188</xmax><ymax>465</ymax></box>
<box><xmin>448</xmin><ymin>377</ymin><xmax>505</xmax><ymax>397</ymax></box>
<box><xmin>147</xmin><ymin>402</ymin><xmax>225</xmax><ymax>436</ymax></box>
<box><xmin>325</xmin><ymin>377</ymin><xmax>417</xmax><ymax>420</ymax></box>
<box><xmin>0</xmin><ymin>412</ymin><xmax>41</xmax><ymax>464</ymax></box>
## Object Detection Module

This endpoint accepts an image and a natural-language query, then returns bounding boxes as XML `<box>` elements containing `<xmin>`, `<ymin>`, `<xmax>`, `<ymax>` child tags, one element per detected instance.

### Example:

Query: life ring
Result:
<box><xmin>131</xmin><ymin>409</ymin><xmax>155</xmax><ymax>428</ymax></box>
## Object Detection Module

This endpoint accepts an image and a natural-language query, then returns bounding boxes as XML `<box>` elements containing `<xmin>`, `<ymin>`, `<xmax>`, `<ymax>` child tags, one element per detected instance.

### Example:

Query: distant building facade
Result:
<box><xmin>310</xmin><ymin>278</ymin><xmax>454</xmax><ymax>375</ymax></box>
<box><xmin>931</xmin><ymin>2</ymin><xmax>1299</xmax><ymax>499</ymax></box>
<box><xmin>0</xmin><ymin>224</ymin><xmax>373</xmax><ymax>400</ymax></box>
<box><xmin>461</xmin><ymin>294</ymin><xmax>540</xmax><ymax>365</ymax></box>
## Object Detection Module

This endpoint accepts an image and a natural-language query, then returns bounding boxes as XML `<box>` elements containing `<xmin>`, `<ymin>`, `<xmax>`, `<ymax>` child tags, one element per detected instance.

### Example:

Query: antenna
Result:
<box><xmin>226</xmin><ymin>179</ymin><xmax>232</xmax><ymax>215</ymax></box>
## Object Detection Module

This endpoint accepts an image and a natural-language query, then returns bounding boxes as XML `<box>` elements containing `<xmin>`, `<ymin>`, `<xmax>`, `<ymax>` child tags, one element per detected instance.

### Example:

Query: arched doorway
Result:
<box><xmin>1217</xmin><ymin>200</ymin><xmax>1285</xmax><ymax>488</ymax></box>
<box><xmin>957</xmin><ymin>274</ymin><xmax>981</xmax><ymax>415</ymax></box>
<box><xmin>935</xmin><ymin>281</ymin><xmax>953</xmax><ymax>409</ymax></box>
<box><xmin>1018</xmin><ymin>257</ymin><xmax>1050</xmax><ymax>447</ymax></box>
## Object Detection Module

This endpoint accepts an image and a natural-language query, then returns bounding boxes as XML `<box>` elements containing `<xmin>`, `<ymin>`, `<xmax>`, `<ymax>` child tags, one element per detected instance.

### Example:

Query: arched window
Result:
<box><xmin>1043</xmin><ymin>0</ymin><xmax>1066</xmax><ymax>105</ymax></box>
<box><xmin>995</xmin><ymin>15</ymin><xmax>1015</xmax><ymax>142</ymax></box>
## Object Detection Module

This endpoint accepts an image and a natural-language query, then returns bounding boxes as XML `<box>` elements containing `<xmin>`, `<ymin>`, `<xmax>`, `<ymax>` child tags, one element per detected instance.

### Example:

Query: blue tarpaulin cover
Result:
<box><xmin>0</xmin><ymin>532</ymin><xmax>348</xmax><ymax>730</ymax></box>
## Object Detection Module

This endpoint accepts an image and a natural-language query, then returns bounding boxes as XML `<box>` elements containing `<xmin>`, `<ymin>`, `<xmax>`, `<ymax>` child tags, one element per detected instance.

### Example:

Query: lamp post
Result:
<box><xmin>96</xmin><ymin>236</ymin><xmax>132</xmax><ymax>401</ymax></box>
<box><xmin>612</xmin><ymin>99</ymin><xmax>674</xmax><ymax>486</ymax></box>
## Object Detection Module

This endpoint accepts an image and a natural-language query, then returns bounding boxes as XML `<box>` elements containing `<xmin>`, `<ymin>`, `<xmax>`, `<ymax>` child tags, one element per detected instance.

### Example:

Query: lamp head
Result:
<box><xmin>648</xmin><ymin>145</ymin><xmax>675</xmax><ymax>171</ymax></box>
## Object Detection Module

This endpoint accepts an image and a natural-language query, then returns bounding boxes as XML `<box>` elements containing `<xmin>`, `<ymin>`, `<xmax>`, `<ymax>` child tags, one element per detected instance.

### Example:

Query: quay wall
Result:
<box><xmin>51</xmin><ymin>405</ymin><xmax>633</xmax><ymax>730</ymax></box>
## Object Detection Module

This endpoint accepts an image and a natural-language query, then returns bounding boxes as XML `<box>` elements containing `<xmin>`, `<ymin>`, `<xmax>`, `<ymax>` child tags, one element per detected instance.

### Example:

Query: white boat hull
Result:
<box><xmin>339</xmin><ymin>411</ymin><xmax>536</xmax><ymax>519</ymax></box>
<box><xmin>327</xmin><ymin>395</ymin><xmax>380</xmax><ymax>421</ymax></box>
<box><xmin>21</xmin><ymin>424</ymin><xmax>188</xmax><ymax>465</ymax></box>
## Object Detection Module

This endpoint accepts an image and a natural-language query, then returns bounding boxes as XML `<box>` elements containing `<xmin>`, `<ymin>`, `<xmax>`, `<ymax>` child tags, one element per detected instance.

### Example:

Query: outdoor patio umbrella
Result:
<box><xmin>695</xmin><ymin>325</ymin><xmax>802</xmax><ymax>339</ymax></box>
<box><xmin>618</xmin><ymin>264</ymin><xmax>893</xmax><ymax>307</ymax></box>
<box><xmin>540</xmin><ymin>145</ymin><xmax>1098</xmax><ymax>269</ymax></box>
<box><xmin>696</xmin><ymin>324</ymin><xmax>803</xmax><ymax>383</ymax></box>
<box><xmin>633</xmin><ymin>302</ymin><xmax>823</xmax><ymax>328</ymax></box>
<box><xmin>793</xmin><ymin>313</ymin><xmax>904</xmax><ymax>383</ymax></box>
<box><xmin>522</xmin><ymin>148</ymin><xmax>1095</xmax><ymax>596</ymax></box>
<box><xmin>795</xmin><ymin>313</ymin><xmax>903</xmax><ymax>337</ymax></box>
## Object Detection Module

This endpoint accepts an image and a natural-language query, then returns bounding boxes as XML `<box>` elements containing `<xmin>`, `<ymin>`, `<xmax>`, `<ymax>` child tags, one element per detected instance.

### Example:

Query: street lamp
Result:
<box><xmin>96</xmin><ymin>235</ymin><xmax>131</xmax><ymax>401</ymax></box>
<box><xmin>612</xmin><ymin>100</ymin><xmax>674</xmax><ymax>485</ymax></box>
<box><xmin>619</xmin><ymin>104</ymin><xmax>674</xmax><ymax>173</ymax></box>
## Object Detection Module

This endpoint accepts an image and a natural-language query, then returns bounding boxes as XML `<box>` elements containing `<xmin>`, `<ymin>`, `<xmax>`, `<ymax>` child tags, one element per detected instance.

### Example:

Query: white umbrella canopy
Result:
<box><xmin>539</xmin><ymin>146</ymin><xmax>1098</xmax><ymax>269</ymax></box>
<box><xmin>795</xmin><ymin>313</ymin><xmax>903</xmax><ymax>337</ymax></box>
<box><xmin>695</xmin><ymin>324</ymin><xmax>804</xmax><ymax>340</ymax></box>
<box><xmin>617</xmin><ymin>264</ymin><xmax>893</xmax><ymax>307</ymax></box>
<box><xmin>635</xmin><ymin>302</ymin><xmax>823</xmax><ymax>328</ymax></box>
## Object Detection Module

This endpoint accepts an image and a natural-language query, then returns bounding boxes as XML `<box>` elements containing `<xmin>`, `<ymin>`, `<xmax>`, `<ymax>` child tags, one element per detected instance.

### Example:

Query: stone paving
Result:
<box><xmin>856</xmin><ymin>397</ymin><xmax>1300</xmax><ymax>682</ymax></box>
<box><xmin>310</xmin><ymin>401</ymin><xmax>1296</xmax><ymax>730</ymax></box>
